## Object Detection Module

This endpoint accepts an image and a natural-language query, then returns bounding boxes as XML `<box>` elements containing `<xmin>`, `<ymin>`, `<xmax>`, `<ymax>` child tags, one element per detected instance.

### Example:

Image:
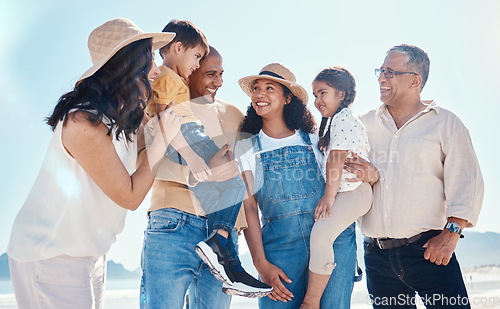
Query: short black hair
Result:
<box><xmin>160</xmin><ymin>19</ymin><xmax>209</xmax><ymax>58</ymax></box>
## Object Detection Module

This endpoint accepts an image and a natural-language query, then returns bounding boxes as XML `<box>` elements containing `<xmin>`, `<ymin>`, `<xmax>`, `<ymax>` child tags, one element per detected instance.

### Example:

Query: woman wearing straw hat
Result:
<box><xmin>7</xmin><ymin>18</ymin><xmax>178</xmax><ymax>308</ymax></box>
<box><xmin>236</xmin><ymin>63</ymin><xmax>357</xmax><ymax>308</ymax></box>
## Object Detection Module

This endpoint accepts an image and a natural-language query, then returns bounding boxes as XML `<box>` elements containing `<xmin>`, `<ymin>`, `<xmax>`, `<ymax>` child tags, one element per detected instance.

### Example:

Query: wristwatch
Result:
<box><xmin>444</xmin><ymin>222</ymin><xmax>464</xmax><ymax>238</ymax></box>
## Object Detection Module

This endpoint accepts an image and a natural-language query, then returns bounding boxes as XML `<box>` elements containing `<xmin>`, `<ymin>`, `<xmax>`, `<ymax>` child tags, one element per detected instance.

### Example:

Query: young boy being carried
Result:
<box><xmin>146</xmin><ymin>19</ymin><xmax>271</xmax><ymax>298</ymax></box>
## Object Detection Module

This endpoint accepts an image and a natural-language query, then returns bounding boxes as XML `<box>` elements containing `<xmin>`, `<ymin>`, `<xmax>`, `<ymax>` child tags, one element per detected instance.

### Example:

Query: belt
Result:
<box><xmin>364</xmin><ymin>230</ymin><xmax>440</xmax><ymax>250</ymax></box>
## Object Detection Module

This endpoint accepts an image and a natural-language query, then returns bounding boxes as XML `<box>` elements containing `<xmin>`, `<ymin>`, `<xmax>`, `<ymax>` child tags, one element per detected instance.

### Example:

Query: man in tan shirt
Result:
<box><xmin>347</xmin><ymin>44</ymin><xmax>483</xmax><ymax>308</ymax></box>
<box><xmin>138</xmin><ymin>47</ymin><xmax>266</xmax><ymax>308</ymax></box>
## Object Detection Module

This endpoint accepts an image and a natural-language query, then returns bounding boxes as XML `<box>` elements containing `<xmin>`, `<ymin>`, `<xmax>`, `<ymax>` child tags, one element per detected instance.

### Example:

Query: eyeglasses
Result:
<box><xmin>375</xmin><ymin>68</ymin><xmax>417</xmax><ymax>78</ymax></box>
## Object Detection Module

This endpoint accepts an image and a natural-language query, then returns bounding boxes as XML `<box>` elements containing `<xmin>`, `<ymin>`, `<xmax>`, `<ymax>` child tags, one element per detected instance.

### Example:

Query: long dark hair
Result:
<box><xmin>315</xmin><ymin>66</ymin><xmax>356</xmax><ymax>152</ymax></box>
<box><xmin>46</xmin><ymin>38</ymin><xmax>153</xmax><ymax>141</ymax></box>
<box><xmin>240</xmin><ymin>84</ymin><xmax>316</xmax><ymax>136</ymax></box>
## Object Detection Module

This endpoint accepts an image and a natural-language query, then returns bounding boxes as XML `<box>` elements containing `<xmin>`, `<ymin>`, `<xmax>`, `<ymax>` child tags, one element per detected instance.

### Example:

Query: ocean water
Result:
<box><xmin>0</xmin><ymin>281</ymin><xmax>16</xmax><ymax>309</ymax></box>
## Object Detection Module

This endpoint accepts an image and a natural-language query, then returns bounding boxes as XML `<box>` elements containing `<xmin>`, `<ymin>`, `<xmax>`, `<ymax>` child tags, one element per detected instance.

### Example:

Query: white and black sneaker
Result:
<box><xmin>222</xmin><ymin>269</ymin><xmax>273</xmax><ymax>298</ymax></box>
<box><xmin>195</xmin><ymin>232</ymin><xmax>234</xmax><ymax>285</ymax></box>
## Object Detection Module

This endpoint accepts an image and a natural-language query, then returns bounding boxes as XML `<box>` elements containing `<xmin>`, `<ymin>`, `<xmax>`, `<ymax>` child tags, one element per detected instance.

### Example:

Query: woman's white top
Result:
<box><xmin>324</xmin><ymin>108</ymin><xmax>370</xmax><ymax>192</ymax></box>
<box><xmin>235</xmin><ymin>129</ymin><xmax>323</xmax><ymax>195</ymax></box>
<box><xmin>8</xmin><ymin>118</ymin><xmax>137</xmax><ymax>262</ymax></box>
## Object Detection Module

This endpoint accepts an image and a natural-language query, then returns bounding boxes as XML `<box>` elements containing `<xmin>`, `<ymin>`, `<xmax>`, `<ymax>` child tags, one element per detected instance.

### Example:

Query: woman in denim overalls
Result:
<box><xmin>236</xmin><ymin>63</ymin><xmax>358</xmax><ymax>308</ymax></box>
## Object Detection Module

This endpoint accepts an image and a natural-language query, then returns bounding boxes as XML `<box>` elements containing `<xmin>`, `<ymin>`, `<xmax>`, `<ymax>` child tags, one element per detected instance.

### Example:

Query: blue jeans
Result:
<box><xmin>191</xmin><ymin>177</ymin><xmax>245</xmax><ymax>234</ymax></box>
<box><xmin>259</xmin><ymin>218</ymin><xmax>357</xmax><ymax>309</ymax></box>
<box><xmin>364</xmin><ymin>231</ymin><xmax>470</xmax><ymax>308</ymax></box>
<box><xmin>140</xmin><ymin>208</ymin><xmax>240</xmax><ymax>309</ymax></box>
<box><xmin>252</xmin><ymin>131</ymin><xmax>356</xmax><ymax>309</ymax></box>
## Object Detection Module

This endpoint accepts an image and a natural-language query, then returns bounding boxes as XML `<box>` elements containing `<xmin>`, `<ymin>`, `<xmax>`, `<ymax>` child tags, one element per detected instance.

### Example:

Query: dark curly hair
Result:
<box><xmin>46</xmin><ymin>38</ymin><xmax>153</xmax><ymax>142</ymax></box>
<box><xmin>314</xmin><ymin>66</ymin><xmax>356</xmax><ymax>152</ymax></box>
<box><xmin>239</xmin><ymin>84</ymin><xmax>316</xmax><ymax>136</ymax></box>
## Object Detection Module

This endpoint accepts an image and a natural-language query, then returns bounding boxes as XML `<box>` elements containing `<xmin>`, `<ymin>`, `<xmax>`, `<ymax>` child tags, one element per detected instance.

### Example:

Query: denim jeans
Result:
<box><xmin>140</xmin><ymin>208</ymin><xmax>240</xmax><ymax>309</ymax></box>
<box><xmin>252</xmin><ymin>131</ymin><xmax>356</xmax><ymax>309</ymax></box>
<box><xmin>259</xmin><ymin>218</ymin><xmax>357</xmax><ymax>309</ymax></box>
<box><xmin>364</xmin><ymin>231</ymin><xmax>470</xmax><ymax>309</ymax></box>
<box><xmin>191</xmin><ymin>176</ymin><xmax>246</xmax><ymax>234</ymax></box>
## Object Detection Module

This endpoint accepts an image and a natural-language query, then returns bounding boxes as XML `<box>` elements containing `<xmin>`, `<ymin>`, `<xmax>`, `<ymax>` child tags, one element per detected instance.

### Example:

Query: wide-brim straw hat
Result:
<box><xmin>77</xmin><ymin>18</ymin><xmax>175</xmax><ymax>83</ymax></box>
<box><xmin>238</xmin><ymin>63</ymin><xmax>308</xmax><ymax>105</ymax></box>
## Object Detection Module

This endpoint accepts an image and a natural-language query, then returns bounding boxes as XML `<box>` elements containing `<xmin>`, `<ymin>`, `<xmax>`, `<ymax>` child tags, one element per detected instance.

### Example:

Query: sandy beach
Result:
<box><xmin>0</xmin><ymin>266</ymin><xmax>498</xmax><ymax>308</ymax></box>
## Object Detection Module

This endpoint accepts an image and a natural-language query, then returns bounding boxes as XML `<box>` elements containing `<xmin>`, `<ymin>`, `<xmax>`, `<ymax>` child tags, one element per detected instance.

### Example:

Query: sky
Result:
<box><xmin>1</xmin><ymin>0</ymin><xmax>499</xmax><ymax>271</ymax></box>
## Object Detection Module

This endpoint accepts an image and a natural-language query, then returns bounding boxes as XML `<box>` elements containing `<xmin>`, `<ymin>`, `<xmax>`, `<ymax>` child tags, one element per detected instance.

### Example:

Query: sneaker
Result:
<box><xmin>195</xmin><ymin>232</ymin><xmax>234</xmax><ymax>285</ymax></box>
<box><xmin>222</xmin><ymin>269</ymin><xmax>273</xmax><ymax>298</ymax></box>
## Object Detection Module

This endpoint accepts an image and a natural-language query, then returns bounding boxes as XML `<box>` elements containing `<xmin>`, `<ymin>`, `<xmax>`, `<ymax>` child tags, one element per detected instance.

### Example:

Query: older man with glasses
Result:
<box><xmin>345</xmin><ymin>44</ymin><xmax>483</xmax><ymax>308</ymax></box>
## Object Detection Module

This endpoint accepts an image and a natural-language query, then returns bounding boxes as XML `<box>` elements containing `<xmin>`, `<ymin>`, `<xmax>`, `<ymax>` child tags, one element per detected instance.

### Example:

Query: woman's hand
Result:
<box><xmin>147</xmin><ymin>106</ymin><xmax>181</xmax><ymax>144</ymax></box>
<box><xmin>183</xmin><ymin>154</ymin><xmax>211</xmax><ymax>181</ymax></box>
<box><xmin>315</xmin><ymin>195</ymin><xmax>335</xmax><ymax>221</ymax></box>
<box><xmin>344</xmin><ymin>153</ymin><xmax>379</xmax><ymax>185</ymax></box>
<box><xmin>257</xmin><ymin>260</ymin><xmax>293</xmax><ymax>302</ymax></box>
<box><xmin>144</xmin><ymin>106</ymin><xmax>181</xmax><ymax>170</ymax></box>
<box><xmin>205</xmin><ymin>145</ymin><xmax>240</xmax><ymax>182</ymax></box>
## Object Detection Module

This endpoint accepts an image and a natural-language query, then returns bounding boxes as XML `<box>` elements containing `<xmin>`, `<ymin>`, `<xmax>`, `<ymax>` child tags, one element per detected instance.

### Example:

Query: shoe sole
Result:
<box><xmin>195</xmin><ymin>242</ymin><xmax>232</xmax><ymax>285</ymax></box>
<box><xmin>222</xmin><ymin>283</ymin><xmax>273</xmax><ymax>298</ymax></box>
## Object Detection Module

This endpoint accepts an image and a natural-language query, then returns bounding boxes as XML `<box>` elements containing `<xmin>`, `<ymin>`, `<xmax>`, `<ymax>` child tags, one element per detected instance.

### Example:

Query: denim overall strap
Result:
<box><xmin>298</xmin><ymin>130</ymin><xmax>312</xmax><ymax>145</ymax></box>
<box><xmin>251</xmin><ymin>133</ymin><xmax>263</xmax><ymax>152</ymax></box>
<box><xmin>251</xmin><ymin>134</ymin><xmax>264</xmax><ymax>194</ymax></box>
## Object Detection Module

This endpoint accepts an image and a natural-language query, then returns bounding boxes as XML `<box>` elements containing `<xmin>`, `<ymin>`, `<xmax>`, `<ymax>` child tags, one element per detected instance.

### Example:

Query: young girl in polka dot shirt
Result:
<box><xmin>300</xmin><ymin>67</ymin><xmax>373</xmax><ymax>309</ymax></box>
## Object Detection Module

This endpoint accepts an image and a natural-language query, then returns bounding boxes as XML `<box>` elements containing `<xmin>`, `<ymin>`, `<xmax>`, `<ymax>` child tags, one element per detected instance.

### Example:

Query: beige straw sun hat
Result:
<box><xmin>238</xmin><ymin>63</ymin><xmax>308</xmax><ymax>105</ymax></box>
<box><xmin>77</xmin><ymin>18</ymin><xmax>175</xmax><ymax>83</ymax></box>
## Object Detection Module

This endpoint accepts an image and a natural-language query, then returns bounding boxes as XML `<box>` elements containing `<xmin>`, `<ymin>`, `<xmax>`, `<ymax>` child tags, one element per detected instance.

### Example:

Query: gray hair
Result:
<box><xmin>387</xmin><ymin>44</ymin><xmax>430</xmax><ymax>91</ymax></box>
